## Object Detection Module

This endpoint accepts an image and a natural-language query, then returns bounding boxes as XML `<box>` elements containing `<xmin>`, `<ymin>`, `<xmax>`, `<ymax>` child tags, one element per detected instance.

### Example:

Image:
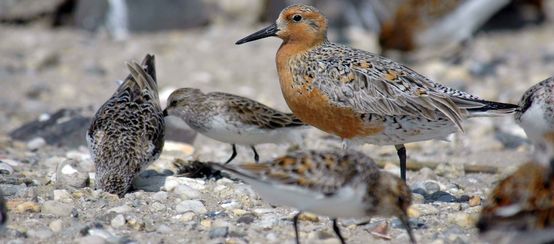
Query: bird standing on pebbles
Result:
<box><xmin>163</xmin><ymin>88</ymin><xmax>308</xmax><ymax>164</ymax></box>
<box><xmin>477</xmin><ymin>77</ymin><xmax>554</xmax><ymax>243</ymax></box>
<box><xmin>87</xmin><ymin>54</ymin><xmax>165</xmax><ymax>197</ymax></box>
<box><xmin>236</xmin><ymin>4</ymin><xmax>518</xmax><ymax>181</ymax></box>
<box><xmin>209</xmin><ymin>150</ymin><xmax>416</xmax><ymax>244</ymax></box>
<box><xmin>514</xmin><ymin>76</ymin><xmax>554</xmax><ymax>166</ymax></box>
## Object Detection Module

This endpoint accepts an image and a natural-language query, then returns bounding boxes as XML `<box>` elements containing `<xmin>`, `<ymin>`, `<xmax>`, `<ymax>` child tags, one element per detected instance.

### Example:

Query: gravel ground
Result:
<box><xmin>0</xmin><ymin>17</ymin><xmax>553</xmax><ymax>243</ymax></box>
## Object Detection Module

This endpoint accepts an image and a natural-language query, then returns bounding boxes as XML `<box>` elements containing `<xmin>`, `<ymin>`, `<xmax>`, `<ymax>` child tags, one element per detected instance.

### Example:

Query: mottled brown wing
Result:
<box><xmin>311</xmin><ymin>53</ymin><xmax>467</xmax><ymax>130</ymax></box>
<box><xmin>219</xmin><ymin>151</ymin><xmax>379</xmax><ymax>195</ymax></box>
<box><xmin>212</xmin><ymin>92</ymin><xmax>305</xmax><ymax>129</ymax></box>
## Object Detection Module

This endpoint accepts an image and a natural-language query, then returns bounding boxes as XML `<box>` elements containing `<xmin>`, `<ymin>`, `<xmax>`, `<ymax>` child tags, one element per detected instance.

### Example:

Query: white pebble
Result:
<box><xmin>175</xmin><ymin>200</ymin><xmax>207</xmax><ymax>214</ymax></box>
<box><xmin>111</xmin><ymin>214</ymin><xmax>126</xmax><ymax>228</ymax></box>
<box><xmin>27</xmin><ymin>137</ymin><xmax>46</xmax><ymax>150</ymax></box>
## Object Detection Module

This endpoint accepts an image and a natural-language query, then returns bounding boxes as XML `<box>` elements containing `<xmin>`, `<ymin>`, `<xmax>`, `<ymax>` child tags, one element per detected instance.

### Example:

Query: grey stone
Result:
<box><xmin>26</xmin><ymin>137</ymin><xmax>46</xmax><ymax>150</ymax></box>
<box><xmin>175</xmin><ymin>200</ymin><xmax>207</xmax><ymax>214</ymax></box>
<box><xmin>208</xmin><ymin>227</ymin><xmax>229</xmax><ymax>239</ymax></box>
<box><xmin>111</xmin><ymin>214</ymin><xmax>126</xmax><ymax>228</ymax></box>
<box><xmin>0</xmin><ymin>162</ymin><xmax>14</xmax><ymax>175</ymax></box>
<box><xmin>9</xmin><ymin>108</ymin><xmax>93</xmax><ymax>148</ymax></box>
<box><xmin>27</xmin><ymin>228</ymin><xmax>53</xmax><ymax>239</ymax></box>
<box><xmin>55</xmin><ymin>159</ymin><xmax>89</xmax><ymax>189</ymax></box>
<box><xmin>42</xmin><ymin>200</ymin><xmax>74</xmax><ymax>217</ymax></box>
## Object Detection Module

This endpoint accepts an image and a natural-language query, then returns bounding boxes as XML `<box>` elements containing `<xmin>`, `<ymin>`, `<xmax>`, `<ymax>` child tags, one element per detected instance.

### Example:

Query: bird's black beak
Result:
<box><xmin>236</xmin><ymin>23</ymin><xmax>278</xmax><ymax>45</ymax></box>
<box><xmin>162</xmin><ymin>109</ymin><xmax>168</xmax><ymax>117</ymax></box>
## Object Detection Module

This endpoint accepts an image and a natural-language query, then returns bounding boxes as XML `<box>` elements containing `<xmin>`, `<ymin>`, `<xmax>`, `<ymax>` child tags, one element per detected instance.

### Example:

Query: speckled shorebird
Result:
<box><xmin>0</xmin><ymin>189</ymin><xmax>7</xmax><ymax>228</ymax></box>
<box><xmin>209</xmin><ymin>150</ymin><xmax>416</xmax><ymax>244</ymax></box>
<box><xmin>163</xmin><ymin>88</ymin><xmax>308</xmax><ymax>164</ymax></box>
<box><xmin>515</xmin><ymin>76</ymin><xmax>554</xmax><ymax>166</ymax></box>
<box><xmin>477</xmin><ymin>160</ymin><xmax>554</xmax><ymax>244</ymax></box>
<box><xmin>236</xmin><ymin>4</ymin><xmax>518</xmax><ymax>181</ymax></box>
<box><xmin>477</xmin><ymin>79</ymin><xmax>554</xmax><ymax>243</ymax></box>
<box><xmin>87</xmin><ymin>54</ymin><xmax>165</xmax><ymax>197</ymax></box>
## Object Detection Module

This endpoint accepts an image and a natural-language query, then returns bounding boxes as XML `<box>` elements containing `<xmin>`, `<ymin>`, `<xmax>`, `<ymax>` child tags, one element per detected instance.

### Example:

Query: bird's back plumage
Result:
<box><xmin>292</xmin><ymin>41</ymin><xmax>517</xmax><ymax>132</ymax></box>
<box><xmin>87</xmin><ymin>54</ymin><xmax>165</xmax><ymax>197</ymax></box>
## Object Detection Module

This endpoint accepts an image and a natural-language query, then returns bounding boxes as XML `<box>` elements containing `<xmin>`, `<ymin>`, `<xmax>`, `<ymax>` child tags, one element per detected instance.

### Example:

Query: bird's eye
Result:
<box><xmin>170</xmin><ymin>101</ymin><xmax>177</xmax><ymax>107</ymax></box>
<box><xmin>292</xmin><ymin>15</ymin><xmax>302</xmax><ymax>22</ymax></box>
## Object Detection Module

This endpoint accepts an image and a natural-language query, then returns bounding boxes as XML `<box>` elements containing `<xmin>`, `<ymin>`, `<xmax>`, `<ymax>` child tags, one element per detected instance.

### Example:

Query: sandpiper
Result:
<box><xmin>209</xmin><ymin>150</ymin><xmax>416</xmax><ymax>244</ymax></box>
<box><xmin>236</xmin><ymin>4</ymin><xmax>518</xmax><ymax>181</ymax></box>
<box><xmin>514</xmin><ymin>76</ymin><xmax>554</xmax><ymax>167</ymax></box>
<box><xmin>87</xmin><ymin>54</ymin><xmax>165</xmax><ymax>197</ymax></box>
<box><xmin>478</xmin><ymin>83</ymin><xmax>554</xmax><ymax>243</ymax></box>
<box><xmin>477</xmin><ymin>160</ymin><xmax>554</xmax><ymax>243</ymax></box>
<box><xmin>163</xmin><ymin>88</ymin><xmax>308</xmax><ymax>164</ymax></box>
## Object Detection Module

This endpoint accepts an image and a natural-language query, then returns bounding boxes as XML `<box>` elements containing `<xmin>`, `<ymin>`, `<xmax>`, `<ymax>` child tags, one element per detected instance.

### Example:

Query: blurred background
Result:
<box><xmin>0</xmin><ymin>0</ymin><xmax>553</xmax><ymax>161</ymax></box>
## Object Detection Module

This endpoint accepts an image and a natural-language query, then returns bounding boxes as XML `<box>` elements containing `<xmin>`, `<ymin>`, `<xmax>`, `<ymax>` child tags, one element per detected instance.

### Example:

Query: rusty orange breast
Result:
<box><xmin>276</xmin><ymin>50</ymin><xmax>383</xmax><ymax>139</ymax></box>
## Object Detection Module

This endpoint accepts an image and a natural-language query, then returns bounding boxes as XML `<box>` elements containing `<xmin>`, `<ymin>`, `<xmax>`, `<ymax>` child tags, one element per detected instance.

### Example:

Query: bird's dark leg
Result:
<box><xmin>224</xmin><ymin>144</ymin><xmax>238</xmax><ymax>165</ymax></box>
<box><xmin>251</xmin><ymin>146</ymin><xmax>259</xmax><ymax>163</ymax></box>
<box><xmin>395</xmin><ymin>144</ymin><xmax>407</xmax><ymax>181</ymax></box>
<box><xmin>332</xmin><ymin>219</ymin><xmax>346</xmax><ymax>244</ymax></box>
<box><xmin>400</xmin><ymin>214</ymin><xmax>416</xmax><ymax>244</ymax></box>
<box><xmin>293</xmin><ymin>212</ymin><xmax>301</xmax><ymax>244</ymax></box>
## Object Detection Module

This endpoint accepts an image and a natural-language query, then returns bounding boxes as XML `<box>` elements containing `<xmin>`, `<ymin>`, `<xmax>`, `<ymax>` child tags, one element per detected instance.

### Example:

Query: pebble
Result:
<box><xmin>163</xmin><ymin>177</ymin><xmax>206</xmax><ymax>192</ymax></box>
<box><xmin>27</xmin><ymin>137</ymin><xmax>46</xmax><ymax>150</ymax></box>
<box><xmin>220</xmin><ymin>199</ymin><xmax>239</xmax><ymax>209</ymax></box>
<box><xmin>468</xmin><ymin>196</ymin><xmax>481</xmax><ymax>207</ymax></box>
<box><xmin>156</xmin><ymin>224</ymin><xmax>172</xmax><ymax>233</ymax></box>
<box><xmin>42</xmin><ymin>200</ymin><xmax>73</xmax><ymax>216</ymax></box>
<box><xmin>237</xmin><ymin>214</ymin><xmax>256</xmax><ymax>224</ymax></box>
<box><xmin>175</xmin><ymin>200</ymin><xmax>207</xmax><ymax>214</ymax></box>
<box><xmin>298</xmin><ymin>212</ymin><xmax>319</xmax><ymax>222</ymax></box>
<box><xmin>179</xmin><ymin>212</ymin><xmax>197</xmax><ymax>222</ymax></box>
<box><xmin>257</xmin><ymin>214</ymin><xmax>279</xmax><ymax>229</ymax></box>
<box><xmin>55</xmin><ymin>159</ymin><xmax>89</xmax><ymax>189</ymax></box>
<box><xmin>426</xmin><ymin>191</ymin><xmax>458</xmax><ymax>203</ymax></box>
<box><xmin>27</xmin><ymin>228</ymin><xmax>53</xmax><ymax>239</ymax></box>
<box><xmin>49</xmin><ymin>219</ymin><xmax>63</xmax><ymax>232</ymax></box>
<box><xmin>77</xmin><ymin>235</ymin><xmax>107</xmax><ymax>244</ymax></box>
<box><xmin>150</xmin><ymin>202</ymin><xmax>166</xmax><ymax>212</ymax></box>
<box><xmin>209</xmin><ymin>227</ymin><xmax>229</xmax><ymax>239</ymax></box>
<box><xmin>108</xmin><ymin>204</ymin><xmax>133</xmax><ymax>214</ymax></box>
<box><xmin>53</xmin><ymin>189</ymin><xmax>73</xmax><ymax>203</ymax></box>
<box><xmin>410</xmin><ymin>204</ymin><xmax>440</xmax><ymax>216</ymax></box>
<box><xmin>0</xmin><ymin>162</ymin><xmax>14</xmax><ymax>175</ymax></box>
<box><xmin>15</xmin><ymin>201</ymin><xmax>41</xmax><ymax>213</ymax></box>
<box><xmin>435</xmin><ymin>163</ymin><xmax>465</xmax><ymax>178</ymax></box>
<box><xmin>151</xmin><ymin>191</ymin><xmax>168</xmax><ymax>201</ymax></box>
<box><xmin>111</xmin><ymin>214</ymin><xmax>126</xmax><ymax>228</ymax></box>
<box><xmin>173</xmin><ymin>184</ymin><xmax>201</xmax><ymax>199</ymax></box>
<box><xmin>419</xmin><ymin>167</ymin><xmax>438</xmax><ymax>180</ymax></box>
<box><xmin>449</xmin><ymin>212</ymin><xmax>479</xmax><ymax>229</ymax></box>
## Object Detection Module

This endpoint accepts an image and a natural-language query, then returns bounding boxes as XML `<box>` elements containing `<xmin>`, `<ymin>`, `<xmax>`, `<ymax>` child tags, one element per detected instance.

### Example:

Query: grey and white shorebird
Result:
<box><xmin>163</xmin><ymin>88</ymin><xmax>309</xmax><ymax>164</ymax></box>
<box><xmin>477</xmin><ymin>78</ymin><xmax>554</xmax><ymax>243</ymax></box>
<box><xmin>87</xmin><ymin>54</ymin><xmax>165</xmax><ymax>197</ymax></box>
<box><xmin>514</xmin><ymin>76</ymin><xmax>554</xmax><ymax>167</ymax></box>
<box><xmin>235</xmin><ymin>4</ymin><xmax>519</xmax><ymax>181</ymax></box>
<box><xmin>209</xmin><ymin>150</ymin><xmax>416</xmax><ymax>244</ymax></box>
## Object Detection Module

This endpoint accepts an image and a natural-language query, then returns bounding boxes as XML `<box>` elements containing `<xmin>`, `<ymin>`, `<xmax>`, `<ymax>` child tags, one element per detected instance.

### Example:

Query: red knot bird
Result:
<box><xmin>236</xmin><ymin>4</ymin><xmax>518</xmax><ymax>181</ymax></box>
<box><xmin>515</xmin><ymin>76</ymin><xmax>554</xmax><ymax>166</ymax></box>
<box><xmin>163</xmin><ymin>88</ymin><xmax>309</xmax><ymax>164</ymax></box>
<box><xmin>209</xmin><ymin>150</ymin><xmax>416</xmax><ymax>244</ymax></box>
<box><xmin>87</xmin><ymin>54</ymin><xmax>165</xmax><ymax>197</ymax></box>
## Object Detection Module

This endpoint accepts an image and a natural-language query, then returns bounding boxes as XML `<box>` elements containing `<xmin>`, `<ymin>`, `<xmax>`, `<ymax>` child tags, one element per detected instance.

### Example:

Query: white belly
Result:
<box><xmin>249</xmin><ymin>181</ymin><xmax>368</xmax><ymax>218</ymax></box>
<box><xmin>201</xmin><ymin>117</ymin><xmax>306</xmax><ymax>145</ymax></box>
